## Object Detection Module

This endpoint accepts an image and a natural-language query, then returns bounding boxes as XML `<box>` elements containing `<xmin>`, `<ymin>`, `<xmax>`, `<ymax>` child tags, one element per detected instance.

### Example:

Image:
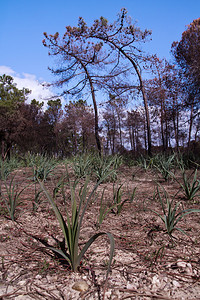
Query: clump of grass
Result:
<box><xmin>151</xmin><ymin>185</ymin><xmax>200</xmax><ymax>238</ymax></box>
<box><xmin>97</xmin><ymin>183</ymin><xmax>136</xmax><ymax>228</ymax></box>
<box><xmin>72</xmin><ymin>154</ymin><xmax>93</xmax><ymax>178</ymax></box>
<box><xmin>32</xmin><ymin>183</ymin><xmax>43</xmax><ymax>211</ymax></box>
<box><xmin>92</xmin><ymin>154</ymin><xmax>122</xmax><ymax>182</ymax></box>
<box><xmin>180</xmin><ymin>169</ymin><xmax>200</xmax><ymax>201</ymax></box>
<box><xmin>136</xmin><ymin>155</ymin><xmax>153</xmax><ymax>171</ymax></box>
<box><xmin>38</xmin><ymin>175</ymin><xmax>115</xmax><ymax>276</ymax></box>
<box><xmin>112</xmin><ymin>183</ymin><xmax>136</xmax><ymax>215</ymax></box>
<box><xmin>69</xmin><ymin>153</ymin><xmax>122</xmax><ymax>182</ymax></box>
<box><xmin>0</xmin><ymin>156</ymin><xmax>22</xmax><ymax>180</ymax></box>
<box><xmin>171</xmin><ymin>167</ymin><xmax>200</xmax><ymax>201</ymax></box>
<box><xmin>27</xmin><ymin>154</ymin><xmax>58</xmax><ymax>181</ymax></box>
<box><xmin>153</xmin><ymin>153</ymin><xmax>175</xmax><ymax>181</ymax></box>
<box><xmin>97</xmin><ymin>188</ymin><xmax>117</xmax><ymax>228</ymax></box>
<box><xmin>0</xmin><ymin>174</ymin><xmax>27</xmax><ymax>221</ymax></box>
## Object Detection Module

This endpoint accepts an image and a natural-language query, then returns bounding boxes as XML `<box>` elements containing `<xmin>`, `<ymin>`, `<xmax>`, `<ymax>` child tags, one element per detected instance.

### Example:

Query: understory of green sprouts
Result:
<box><xmin>112</xmin><ymin>183</ymin><xmax>136</xmax><ymax>215</ymax></box>
<box><xmin>32</xmin><ymin>183</ymin><xmax>43</xmax><ymax>211</ymax></box>
<box><xmin>52</xmin><ymin>173</ymin><xmax>70</xmax><ymax>203</ymax></box>
<box><xmin>92</xmin><ymin>154</ymin><xmax>122</xmax><ymax>182</ymax></box>
<box><xmin>137</xmin><ymin>155</ymin><xmax>154</xmax><ymax>171</ymax></box>
<box><xmin>24</xmin><ymin>153</ymin><xmax>58</xmax><ymax>181</ymax></box>
<box><xmin>72</xmin><ymin>154</ymin><xmax>93</xmax><ymax>178</ymax></box>
<box><xmin>0</xmin><ymin>157</ymin><xmax>22</xmax><ymax>180</ymax></box>
<box><xmin>71</xmin><ymin>153</ymin><xmax>122</xmax><ymax>182</ymax></box>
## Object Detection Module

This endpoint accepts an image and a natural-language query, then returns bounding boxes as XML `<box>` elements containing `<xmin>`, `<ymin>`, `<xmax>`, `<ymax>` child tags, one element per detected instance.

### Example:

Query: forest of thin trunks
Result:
<box><xmin>1</xmin><ymin>96</ymin><xmax>200</xmax><ymax>163</ymax></box>
<box><xmin>0</xmin><ymin>90</ymin><xmax>200</xmax><ymax>160</ymax></box>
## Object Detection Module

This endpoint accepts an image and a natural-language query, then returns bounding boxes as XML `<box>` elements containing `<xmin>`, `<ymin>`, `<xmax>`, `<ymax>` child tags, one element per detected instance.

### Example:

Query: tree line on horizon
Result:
<box><xmin>0</xmin><ymin>9</ymin><xmax>200</xmax><ymax>159</ymax></box>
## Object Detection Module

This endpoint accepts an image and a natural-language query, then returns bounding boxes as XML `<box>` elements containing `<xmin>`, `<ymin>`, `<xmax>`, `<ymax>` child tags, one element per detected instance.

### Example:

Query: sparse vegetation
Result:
<box><xmin>0</xmin><ymin>152</ymin><xmax>200</xmax><ymax>299</ymax></box>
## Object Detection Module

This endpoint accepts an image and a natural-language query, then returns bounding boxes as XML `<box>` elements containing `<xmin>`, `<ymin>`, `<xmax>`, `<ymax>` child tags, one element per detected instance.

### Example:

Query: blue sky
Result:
<box><xmin>0</xmin><ymin>0</ymin><xmax>200</xmax><ymax>102</ymax></box>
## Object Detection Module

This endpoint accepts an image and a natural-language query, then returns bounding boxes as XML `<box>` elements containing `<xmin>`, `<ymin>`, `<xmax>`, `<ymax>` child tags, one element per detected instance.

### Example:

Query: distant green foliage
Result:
<box><xmin>71</xmin><ymin>153</ymin><xmax>122</xmax><ymax>182</ymax></box>
<box><xmin>0</xmin><ymin>156</ymin><xmax>22</xmax><ymax>180</ymax></box>
<box><xmin>23</xmin><ymin>153</ymin><xmax>58</xmax><ymax>181</ymax></box>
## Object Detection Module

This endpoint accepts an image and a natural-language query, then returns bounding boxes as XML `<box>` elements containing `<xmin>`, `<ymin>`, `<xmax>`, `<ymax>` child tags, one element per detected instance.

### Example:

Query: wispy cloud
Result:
<box><xmin>0</xmin><ymin>66</ymin><xmax>17</xmax><ymax>76</ymax></box>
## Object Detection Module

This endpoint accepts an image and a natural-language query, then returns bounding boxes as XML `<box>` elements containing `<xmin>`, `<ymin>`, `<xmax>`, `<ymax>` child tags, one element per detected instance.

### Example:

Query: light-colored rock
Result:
<box><xmin>151</xmin><ymin>274</ymin><xmax>160</xmax><ymax>292</ymax></box>
<box><xmin>18</xmin><ymin>280</ymin><xmax>27</xmax><ymax>286</ymax></box>
<box><xmin>185</xmin><ymin>263</ymin><xmax>193</xmax><ymax>275</ymax></box>
<box><xmin>72</xmin><ymin>280</ymin><xmax>89</xmax><ymax>292</ymax></box>
<box><xmin>177</xmin><ymin>260</ymin><xmax>193</xmax><ymax>275</ymax></box>
<box><xmin>172</xmin><ymin>280</ymin><xmax>181</xmax><ymax>288</ymax></box>
<box><xmin>152</xmin><ymin>274</ymin><xmax>160</xmax><ymax>285</ymax></box>
<box><xmin>177</xmin><ymin>260</ymin><xmax>187</xmax><ymax>268</ymax></box>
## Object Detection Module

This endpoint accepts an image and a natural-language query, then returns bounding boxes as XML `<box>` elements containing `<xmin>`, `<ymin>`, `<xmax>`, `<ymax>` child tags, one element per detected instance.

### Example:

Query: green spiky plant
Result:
<box><xmin>181</xmin><ymin>169</ymin><xmax>200</xmax><ymax>201</ymax></box>
<box><xmin>72</xmin><ymin>154</ymin><xmax>93</xmax><ymax>178</ymax></box>
<box><xmin>92</xmin><ymin>155</ymin><xmax>121</xmax><ymax>182</ymax></box>
<box><xmin>0</xmin><ymin>175</ymin><xmax>27</xmax><ymax>221</ymax></box>
<box><xmin>112</xmin><ymin>183</ymin><xmax>136</xmax><ymax>215</ymax></box>
<box><xmin>152</xmin><ymin>185</ymin><xmax>200</xmax><ymax>238</ymax></box>
<box><xmin>38</xmin><ymin>176</ymin><xmax>115</xmax><ymax>276</ymax></box>
<box><xmin>153</xmin><ymin>153</ymin><xmax>175</xmax><ymax>181</ymax></box>
<box><xmin>172</xmin><ymin>168</ymin><xmax>200</xmax><ymax>201</ymax></box>
<box><xmin>0</xmin><ymin>156</ymin><xmax>22</xmax><ymax>180</ymax></box>
<box><xmin>169</xmin><ymin>158</ymin><xmax>200</xmax><ymax>201</ymax></box>
<box><xmin>25</xmin><ymin>153</ymin><xmax>58</xmax><ymax>181</ymax></box>
<box><xmin>32</xmin><ymin>184</ymin><xmax>43</xmax><ymax>212</ymax></box>
<box><xmin>137</xmin><ymin>155</ymin><xmax>153</xmax><ymax>171</ymax></box>
<box><xmin>97</xmin><ymin>183</ymin><xmax>136</xmax><ymax>227</ymax></box>
<box><xmin>97</xmin><ymin>188</ymin><xmax>118</xmax><ymax>228</ymax></box>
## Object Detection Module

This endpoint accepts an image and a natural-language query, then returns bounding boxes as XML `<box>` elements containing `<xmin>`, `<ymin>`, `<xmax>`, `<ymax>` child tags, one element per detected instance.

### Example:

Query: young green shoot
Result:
<box><xmin>152</xmin><ymin>185</ymin><xmax>200</xmax><ymax>238</ymax></box>
<box><xmin>38</xmin><ymin>176</ymin><xmax>115</xmax><ymax>277</ymax></box>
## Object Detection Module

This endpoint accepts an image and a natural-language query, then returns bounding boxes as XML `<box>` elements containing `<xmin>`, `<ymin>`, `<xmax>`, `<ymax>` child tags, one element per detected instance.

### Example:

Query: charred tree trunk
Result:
<box><xmin>80</xmin><ymin>61</ymin><xmax>102</xmax><ymax>156</ymax></box>
<box><xmin>188</xmin><ymin>100</ymin><xmax>194</xmax><ymax>149</ymax></box>
<box><xmin>110</xmin><ymin>45</ymin><xmax>152</xmax><ymax>156</ymax></box>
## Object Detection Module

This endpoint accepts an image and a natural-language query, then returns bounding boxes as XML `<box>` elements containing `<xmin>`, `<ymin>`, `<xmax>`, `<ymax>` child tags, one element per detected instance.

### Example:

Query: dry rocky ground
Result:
<box><xmin>0</xmin><ymin>164</ymin><xmax>200</xmax><ymax>299</ymax></box>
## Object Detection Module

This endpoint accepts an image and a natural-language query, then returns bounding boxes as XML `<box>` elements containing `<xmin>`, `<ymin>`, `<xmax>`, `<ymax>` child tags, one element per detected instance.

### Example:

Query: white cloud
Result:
<box><xmin>0</xmin><ymin>66</ymin><xmax>56</xmax><ymax>107</ymax></box>
<box><xmin>0</xmin><ymin>66</ymin><xmax>17</xmax><ymax>76</ymax></box>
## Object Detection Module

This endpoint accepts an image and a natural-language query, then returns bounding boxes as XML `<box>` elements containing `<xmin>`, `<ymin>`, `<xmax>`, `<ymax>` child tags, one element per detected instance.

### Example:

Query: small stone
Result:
<box><xmin>177</xmin><ymin>260</ymin><xmax>187</xmax><ymax>268</ymax></box>
<box><xmin>72</xmin><ymin>280</ymin><xmax>89</xmax><ymax>292</ymax></box>
<box><xmin>185</xmin><ymin>263</ymin><xmax>193</xmax><ymax>275</ymax></box>
<box><xmin>152</xmin><ymin>275</ymin><xmax>159</xmax><ymax>285</ymax></box>
<box><xmin>18</xmin><ymin>280</ymin><xmax>26</xmax><ymax>286</ymax></box>
<box><xmin>172</xmin><ymin>280</ymin><xmax>181</xmax><ymax>288</ymax></box>
<box><xmin>127</xmin><ymin>282</ymin><xmax>134</xmax><ymax>289</ymax></box>
<box><xmin>151</xmin><ymin>275</ymin><xmax>160</xmax><ymax>292</ymax></box>
<box><xmin>177</xmin><ymin>260</ymin><xmax>193</xmax><ymax>275</ymax></box>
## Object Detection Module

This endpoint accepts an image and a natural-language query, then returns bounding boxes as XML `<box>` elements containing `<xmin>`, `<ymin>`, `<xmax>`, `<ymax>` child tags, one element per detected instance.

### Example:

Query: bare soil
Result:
<box><xmin>0</xmin><ymin>165</ymin><xmax>200</xmax><ymax>299</ymax></box>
